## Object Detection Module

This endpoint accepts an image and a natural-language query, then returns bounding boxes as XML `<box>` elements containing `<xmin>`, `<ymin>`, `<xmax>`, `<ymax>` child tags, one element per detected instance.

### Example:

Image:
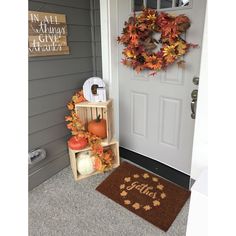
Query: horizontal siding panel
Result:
<box><xmin>29</xmin><ymin>107</ymin><xmax>67</xmax><ymax>134</ymax></box>
<box><xmin>29</xmin><ymin>152</ymin><xmax>69</xmax><ymax>190</ymax></box>
<box><xmin>95</xmin><ymin>26</ymin><xmax>101</xmax><ymax>41</ymax></box>
<box><xmin>30</xmin><ymin>0</ymin><xmax>90</xmax><ymax>9</ymax></box>
<box><xmin>29</xmin><ymin>42</ymin><xmax>93</xmax><ymax>62</ymax></box>
<box><xmin>29</xmin><ymin>2</ymin><xmax>91</xmax><ymax>25</ymax></box>
<box><xmin>29</xmin><ymin>123</ymin><xmax>69</xmax><ymax>150</ymax></box>
<box><xmin>29</xmin><ymin>89</ymin><xmax>77</xmax><ymax>116</ymax></box>
<box><xmin>68</xmin><ymin>25</ymin><xmax>92</xmax><ymax>42</ymax></box>
<box><xmin>96</xmin><ymin>71</ymin><xmax>103</xmax><ymax>77</ymax></box>
<box><xmin>29</xmin><ymin>57</ymin><xmax>93</xmax><ymax>80</ymax></box>
<box><xmin>96</xmin><ymin>57</ymin><xmax>102</xmax><ymax>72</ymax></box>
<box><xmin>94</xmin><ymin>0</ymin><xmax>100</xmax><ymax>10</ymax></box>
<box><xmin>29</xmin><ymin>71</ymin><xmax>91</xmax><ymax>99</ymax></box>
<box><xmin>95</xmin><ymin>42</ymin><xmax>101</xmax><ymax>56</ymax></box>
<box><xmin>94</xmin><ymin>10</ymin><xmax>100</xmax><ymax>26</ymax></box>
<box><xmin>29</xmin><ymin>136</ymin><xmax>69</xmax><ymax>174</ymax></box>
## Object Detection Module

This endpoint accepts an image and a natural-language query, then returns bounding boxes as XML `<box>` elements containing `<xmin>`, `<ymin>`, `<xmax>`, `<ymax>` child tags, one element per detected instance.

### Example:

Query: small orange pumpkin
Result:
<box><xmin>68</xmin><ymin>136</ymin><xmax>88</xmax><ymax>150</ymax></box>
<box><xmin>88</xmin><ymin>115</ymin><xmax>107</xmax><ymax>138</ymax></box>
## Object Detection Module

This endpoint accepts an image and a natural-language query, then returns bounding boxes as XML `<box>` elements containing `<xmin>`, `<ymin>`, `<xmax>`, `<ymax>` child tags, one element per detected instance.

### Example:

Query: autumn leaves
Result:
<box><xmin>118</xmin><ymin>8</ymin><xmax>196</xmax><ymax>74</ymax></box>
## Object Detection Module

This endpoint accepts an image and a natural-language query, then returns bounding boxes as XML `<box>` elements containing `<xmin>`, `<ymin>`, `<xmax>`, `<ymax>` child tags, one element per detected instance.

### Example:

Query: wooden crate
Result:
<box><xmin>68</xmin><ymin>140</ymin><xmax>120</xmax><ymax>181</ymax></box>
<box><xmin>75</xmin><ymin>99</ymin><xmax>113</xmax><ymax>144</ymax></box>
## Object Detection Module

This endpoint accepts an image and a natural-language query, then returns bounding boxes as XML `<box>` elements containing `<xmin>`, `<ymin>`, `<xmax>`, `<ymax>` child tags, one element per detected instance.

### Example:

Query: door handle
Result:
<box><xmin>191</xmin><ymin>99</ymin><xmax>197</xmax><ymax>119</ymax></box>
<box><xmin>191</xmin><ymin>90</ymin><xmax>198</xmax><ymax>119</ymax></box>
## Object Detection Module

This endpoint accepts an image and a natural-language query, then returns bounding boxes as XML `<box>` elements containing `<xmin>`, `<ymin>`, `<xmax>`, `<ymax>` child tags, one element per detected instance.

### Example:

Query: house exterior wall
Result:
<box><xmin>28</xmin><ymin>0</ymin><xmax>102</xmax><ymax>190</ymax></box>
<box><xmin>91</xmin><ymin>0</ymin><xmax>102</xmax><ymax>77</ymax></box>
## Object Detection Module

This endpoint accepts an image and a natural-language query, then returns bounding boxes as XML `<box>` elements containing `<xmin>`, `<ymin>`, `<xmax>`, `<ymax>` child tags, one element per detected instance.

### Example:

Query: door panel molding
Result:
<box><xmin>131</xmin><ymin>92</ymin><xmax>148</xmax><ymax>137</ymax></box>
<box><xmin>160</xmin><ymin>65</ymin><xmax>184</xmax><ymax>85</ymax></box>
<box><xmin>159</xmin><ymin>96</ymin><xmax>182</xmax><ymax>148</ymax></box>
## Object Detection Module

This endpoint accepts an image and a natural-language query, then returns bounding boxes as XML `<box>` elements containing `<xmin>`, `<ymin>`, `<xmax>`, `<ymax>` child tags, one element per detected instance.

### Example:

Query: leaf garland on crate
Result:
<box><xmin>117</xmin><ymin>8</ymin><xmax>197</xmax><ymax>75</ymax></box>
<box><xmin>65</xmin><ymin>90</ymin><xmax>114</xmax><ymax>172</ymax></box>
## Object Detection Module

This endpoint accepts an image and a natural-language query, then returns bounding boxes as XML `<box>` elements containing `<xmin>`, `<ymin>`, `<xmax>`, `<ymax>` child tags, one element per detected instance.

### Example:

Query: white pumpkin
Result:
<box><xmin>77</xmin><ymin>151</ymin><xmax>95</xmax><ymax>175</ymax></box>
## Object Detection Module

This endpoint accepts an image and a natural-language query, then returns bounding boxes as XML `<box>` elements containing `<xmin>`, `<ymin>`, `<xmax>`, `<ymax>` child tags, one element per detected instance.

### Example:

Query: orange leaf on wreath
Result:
<box><xmin>138</xmin><ymin>23</ymin><xmax>147</xmax><ymax>31</ymax></box>
<box><xmin>163</xmin><ymin>44</ymin><xmax>178</xmax><ymax>63</ymax></box>
<box><xmin>130</xmin><ymin>34</ymin><xmax>139</xmax><ymax>46</ymax></box>
<box><xmin>135</xmin><ymin>65</ymin><xmax>143</xmax><ymax>73</ymax></box>
<box><xmin>175</xmin><ymin>41</ymin><xmax>188</xmax><ymax>56</ymax></box>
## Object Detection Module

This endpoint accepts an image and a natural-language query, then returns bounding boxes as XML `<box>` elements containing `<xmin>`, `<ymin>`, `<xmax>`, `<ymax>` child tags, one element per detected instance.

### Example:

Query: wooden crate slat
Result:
<box><xmin>69</xmin><ymin>148</ymin><xmax>78</xmax><ymax>181</ymax></box>
<box><xmin>107</xmin><ymin>102</ymin><xmax>111</xmax><ymax>143</ymax></box>
<box><xmin>97</xmin><ymin>107</ymin><xmax>103</xmax><ymax>119</ymax></box>
<box><xmin>75</xmin><ymin>100</ymin><xmax>111</xmax><ymax>108</ymax></box>
<box><xmin>91</xmin><ymin>107</ymin><xmax>97</xmax><ymax>119</ymax></box>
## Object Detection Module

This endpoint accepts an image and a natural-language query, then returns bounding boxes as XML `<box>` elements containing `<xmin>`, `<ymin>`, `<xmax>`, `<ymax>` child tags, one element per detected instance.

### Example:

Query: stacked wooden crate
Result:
<box><xmin>68</xmin><ymin>99</ymin><xmax>120</xmax><ymax>181</ymax></box>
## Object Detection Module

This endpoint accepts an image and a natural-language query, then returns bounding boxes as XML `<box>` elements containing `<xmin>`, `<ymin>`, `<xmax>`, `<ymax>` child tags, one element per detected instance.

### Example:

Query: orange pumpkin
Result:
<box><xmin>68</xmin><ymin>136</ymin><xmax>88</xmax><ymax>150</ymax></box>
<box><xmin>88</xmin><ymin>115</ymin><xmax>107</xmax><ymax>138</ymax></box>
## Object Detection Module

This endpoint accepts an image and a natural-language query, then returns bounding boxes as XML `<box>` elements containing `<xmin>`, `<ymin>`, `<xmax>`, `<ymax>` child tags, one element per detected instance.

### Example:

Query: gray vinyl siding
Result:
<box><xmin>29</xmin><ymin>0</ymin><xmax>102</xmax><ymax>190</ymax></box>
<box><xmin>91</xmin><ymin>0</ymin><xmax>102</xmax><ymax>77</ymax></box>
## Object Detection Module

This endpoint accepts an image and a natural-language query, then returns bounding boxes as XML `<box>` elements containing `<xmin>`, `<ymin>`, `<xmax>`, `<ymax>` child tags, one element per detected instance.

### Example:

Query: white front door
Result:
<box><xmin>118</xmin><ymin>0</ymin><xmax>207</xmax><ymax>174</ymax></box>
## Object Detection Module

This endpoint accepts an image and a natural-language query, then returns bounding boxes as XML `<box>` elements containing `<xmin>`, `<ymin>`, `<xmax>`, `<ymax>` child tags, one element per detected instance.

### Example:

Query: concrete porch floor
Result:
<box><xmin>29</xmin><ymin>165</ymin><xmax>190</xmax><ymax>236</ymax></box>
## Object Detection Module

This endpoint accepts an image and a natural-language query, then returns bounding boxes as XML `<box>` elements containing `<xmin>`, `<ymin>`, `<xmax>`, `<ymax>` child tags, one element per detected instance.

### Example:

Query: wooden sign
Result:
<box><xmin>28</xmin><ymin>11</ymin><xmax>70</xmax><ymax>57</ymax></box>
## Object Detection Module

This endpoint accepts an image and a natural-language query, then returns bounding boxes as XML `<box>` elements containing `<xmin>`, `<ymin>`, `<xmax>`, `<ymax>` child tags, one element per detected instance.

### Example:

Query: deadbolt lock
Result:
<box><xmin>193</xmin><ymin>77</ymin><xmax>199</xmax><ymax>85</ymax></box>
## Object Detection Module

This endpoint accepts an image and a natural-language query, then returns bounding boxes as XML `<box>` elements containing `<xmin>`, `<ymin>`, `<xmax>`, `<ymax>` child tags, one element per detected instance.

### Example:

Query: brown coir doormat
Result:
<box><xmin>96</xmin><ymin>161</ymin><xmax>191</xmax><ymax>232</ymax></box>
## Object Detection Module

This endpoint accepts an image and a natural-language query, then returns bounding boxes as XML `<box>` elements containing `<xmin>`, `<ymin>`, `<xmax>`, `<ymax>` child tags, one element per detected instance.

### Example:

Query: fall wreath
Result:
<box><xmin>65</xmin><ymin>90</ymin><xmax>114</xmax><ymax>172</ymax></box>
<box><xmin>118</xmin><ymin>8</ymin><xmax>197</xmax><ymax>74</ymax></box>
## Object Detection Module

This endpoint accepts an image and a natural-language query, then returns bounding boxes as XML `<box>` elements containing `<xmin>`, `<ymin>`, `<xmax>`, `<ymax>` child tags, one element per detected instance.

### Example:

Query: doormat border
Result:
<box><xmin>119</xmin><ymin>147</ymin><xmax>192</xmax><ymax>189</ymax></box>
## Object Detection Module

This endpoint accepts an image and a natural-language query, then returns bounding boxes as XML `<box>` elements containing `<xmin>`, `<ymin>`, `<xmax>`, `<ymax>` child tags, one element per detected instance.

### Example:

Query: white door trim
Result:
<box><xmin>100</xmin><ymin>0</ymin><xmax>119</xmax><ymax>140</ymax></box>
<box><xmin>190</xmin><ymin>5</ymin><xmax>208</xmax><ymax>180</ymax></box>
